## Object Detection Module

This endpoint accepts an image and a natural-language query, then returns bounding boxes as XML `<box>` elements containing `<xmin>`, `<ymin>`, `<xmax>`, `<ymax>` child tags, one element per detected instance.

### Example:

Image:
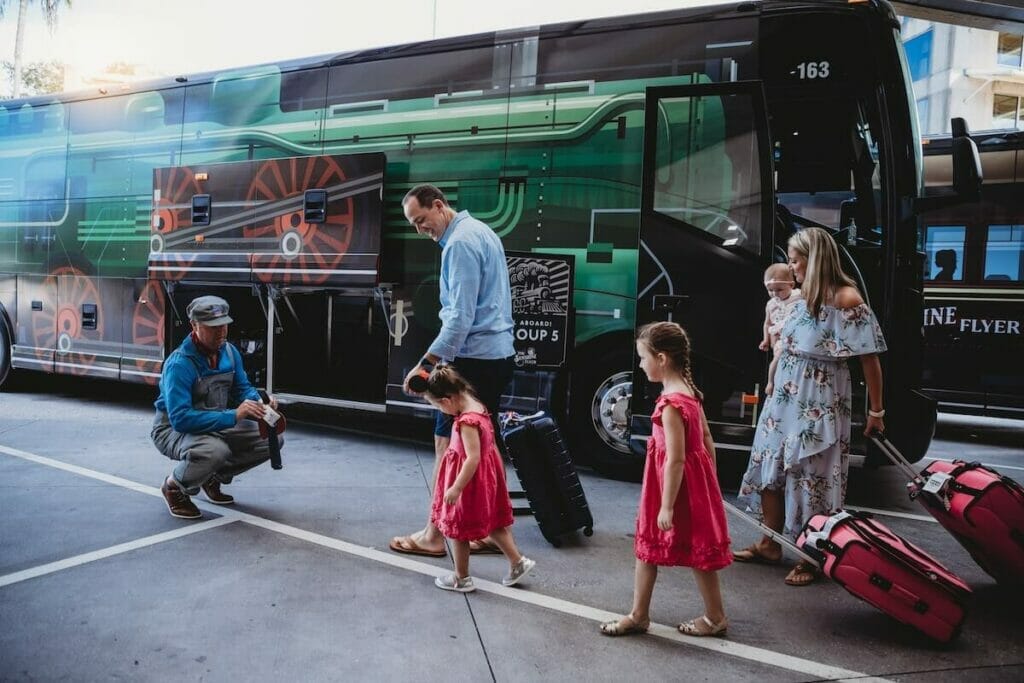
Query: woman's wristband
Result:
<box><xmin>868</xmin><ymin>408</ymin><xmax>885</xmax><ymax>418</ymax></box>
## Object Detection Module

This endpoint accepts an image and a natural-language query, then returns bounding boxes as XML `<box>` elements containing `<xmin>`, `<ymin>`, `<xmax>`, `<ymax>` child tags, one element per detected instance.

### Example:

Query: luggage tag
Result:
<box><xmin>262</xmin><ymin>405</ymin><xmax>282</xmax><ymax>428</ymax></box>
<box><xmin>257</xmin><ymin>390</ymin><xmax>284</xmax><ymax>470</ymax></box>
<box><xmin>499</xmin><ymin>411</ymin><xmax>522</xmax><ymax>431</ymax></box>
<box><xmin>922</xmin><ymin>471</ymin><xmax>954</xmax><ymax>510</ymax></box>
<box><xmin>499</xmin><ymin>410</ymin><xmax>545</xmax><ymax>431</ymax></box>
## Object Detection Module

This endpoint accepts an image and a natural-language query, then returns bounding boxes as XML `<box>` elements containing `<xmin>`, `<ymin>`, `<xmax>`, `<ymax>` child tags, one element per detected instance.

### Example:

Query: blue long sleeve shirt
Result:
<box><xmin>428</xmin><ymin>211</ymin><xmax>515</xmax><ymax>361</ymax></box>
<box><xmin>154</xmin><ymin>335</ymin><xmax>260</xmax><ymax>434</ymax></box>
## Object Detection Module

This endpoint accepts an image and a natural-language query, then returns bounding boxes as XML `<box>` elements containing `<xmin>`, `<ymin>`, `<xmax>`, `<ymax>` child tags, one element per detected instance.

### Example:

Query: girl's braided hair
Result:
<box><xmin>637</xmin><ymin>321</ymin><xmax>703</xmax><ymax>400</ymax></box>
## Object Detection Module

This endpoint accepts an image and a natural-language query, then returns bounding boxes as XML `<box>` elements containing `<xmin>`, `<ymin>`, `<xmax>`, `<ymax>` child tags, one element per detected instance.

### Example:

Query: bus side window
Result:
<box><xmin>984</xmin><ymin>224</ymin><xmax>1024</xmax><ymax>282</ymax></box>
<box><xmin>922</xmin><ymin>225</ymin><xmax>965</xmax><ymax>282</ymax></box>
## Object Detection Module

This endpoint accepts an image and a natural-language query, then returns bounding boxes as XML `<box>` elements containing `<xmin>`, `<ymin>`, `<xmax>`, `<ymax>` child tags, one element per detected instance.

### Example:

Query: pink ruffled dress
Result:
<box><xmin>431</xmin><ymin>411</ymin><xmax>514</xmax><ymax>541</ymax></box>
<box><xmin>634</xmin><ymin>393</ymin><xmax>732</xmax><ymax>570</ymax></box>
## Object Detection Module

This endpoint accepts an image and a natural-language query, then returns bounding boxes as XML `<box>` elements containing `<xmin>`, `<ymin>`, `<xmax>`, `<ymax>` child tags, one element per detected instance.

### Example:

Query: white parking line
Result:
<box><xmin>241</xmin><ymin>515</ymin><xmax>889</xmax><ymax>681</ymax></box>
<box><xmin>0</xmin><ymin>444</ymin><xmax>171</xmax><ymax>498</ymax></box>
<box><xmin>0</xmin><ymin>517</ymin><xmax>237</xmax><ymax>588</ymax></box>
<box><xmin>0</xmin><ymin>444</ymin><xmax>891</xmax><ymax>682</ymax></box>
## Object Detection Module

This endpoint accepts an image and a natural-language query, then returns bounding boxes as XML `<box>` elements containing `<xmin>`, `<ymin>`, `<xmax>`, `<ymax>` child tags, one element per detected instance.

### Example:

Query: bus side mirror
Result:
<box><xmin>914</xmin><ymin>117</ymin><xmax>982</xmax><ymax>213</ymax></box>
<box><xmin>950</xmin><ymin>118</ymin><xmax>982</xmax><ymax>201</ymax></box>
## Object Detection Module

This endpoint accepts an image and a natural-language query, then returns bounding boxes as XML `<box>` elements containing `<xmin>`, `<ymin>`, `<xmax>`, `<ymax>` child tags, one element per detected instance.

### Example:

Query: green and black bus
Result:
<box><xmin>0</xmin><ymin>0</ymin><xmax>968</xmax><ymax>476</ymax></box>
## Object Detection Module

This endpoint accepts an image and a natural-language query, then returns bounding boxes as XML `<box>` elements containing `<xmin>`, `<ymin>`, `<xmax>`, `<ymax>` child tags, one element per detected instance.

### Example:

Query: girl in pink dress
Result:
<box><xmin>424</xmin><ymin>365</ymin><xmax>535</xmax><ymax>593</ymax></box>
<box><xmin>600</xmin><ymin>322</ymin><xmax>732</xmax><ymax>638</ymax></box>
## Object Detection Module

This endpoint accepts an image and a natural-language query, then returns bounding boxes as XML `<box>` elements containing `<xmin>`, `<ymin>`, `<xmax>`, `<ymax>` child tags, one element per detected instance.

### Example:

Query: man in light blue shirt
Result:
<box><xmin>390</xmin><ymin>184</ymin><xmax>515</xmax><ymax>558</ymax></box>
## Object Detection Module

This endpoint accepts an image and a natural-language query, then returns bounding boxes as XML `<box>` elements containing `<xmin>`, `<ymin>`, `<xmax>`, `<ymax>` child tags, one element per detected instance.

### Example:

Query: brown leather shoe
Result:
<box><xmin>162</xmin><ymin>478</ymin><xmax>202</xmax><ymax>519</ymax></box>
<box><xmin>201</xmin><ymin>479</ymin><xmax>234</xmax><ymax>505</ymax></box>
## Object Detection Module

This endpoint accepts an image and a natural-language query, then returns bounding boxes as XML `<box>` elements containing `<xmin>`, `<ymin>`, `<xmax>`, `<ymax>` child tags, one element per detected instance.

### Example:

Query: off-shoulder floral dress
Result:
<box><xmin>737</xmin><ymin>300</ymin><xmax>887</xmax><ymax>539</ymax></box>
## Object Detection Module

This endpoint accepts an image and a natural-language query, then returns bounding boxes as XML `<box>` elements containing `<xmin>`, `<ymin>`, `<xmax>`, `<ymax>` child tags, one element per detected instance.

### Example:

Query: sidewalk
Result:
<box><xmin>0</xmin><ymin>385</ymin><xmax>1021</xmax><ymax>681</ymax></box>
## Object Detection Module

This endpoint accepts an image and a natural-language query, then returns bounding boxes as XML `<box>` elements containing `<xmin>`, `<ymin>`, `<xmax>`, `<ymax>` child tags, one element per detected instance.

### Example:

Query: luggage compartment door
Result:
<box><xmin>268</xmin><ymin>290</ymin><xmax>390</xmax><ymax>407</ymax></box>
<box><xmin>631</xmin><ymin>82</ymin><xmax>775</xmax><ymax>444</ymax></box>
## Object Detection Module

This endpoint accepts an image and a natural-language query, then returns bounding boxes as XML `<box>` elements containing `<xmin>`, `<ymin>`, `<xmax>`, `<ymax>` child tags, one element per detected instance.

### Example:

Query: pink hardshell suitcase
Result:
<box><xmin>873</xmin><ymin>434</ymin><xmax>1024</xmax><ymax>586</ymax></box>
<box><xmin>724</xmin><ymin>501</ymin><xmax>970</xmax><ymax>643</ymax></box>
<box><xmin>797</xmin><ymin>511</ymin><xmax>971</xmax><ymax>643</ymax></box>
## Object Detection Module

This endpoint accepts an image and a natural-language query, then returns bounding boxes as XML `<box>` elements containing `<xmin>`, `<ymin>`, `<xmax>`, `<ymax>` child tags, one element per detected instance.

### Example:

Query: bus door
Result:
<box><xmin>631</xmin><ymin>82</ymin><xmax>775</xmax><ymax>450</ymax></box>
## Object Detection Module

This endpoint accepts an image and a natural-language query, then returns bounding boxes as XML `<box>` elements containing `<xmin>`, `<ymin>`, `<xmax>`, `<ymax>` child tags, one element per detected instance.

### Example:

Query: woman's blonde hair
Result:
<box><xmin>788</xmin><ymin>227</ymin><xmax>857</xmax><ymax>316</ymax></box>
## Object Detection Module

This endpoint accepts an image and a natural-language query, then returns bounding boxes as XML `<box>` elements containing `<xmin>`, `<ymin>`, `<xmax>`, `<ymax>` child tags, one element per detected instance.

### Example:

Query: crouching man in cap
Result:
<box><xmin>151</xmin><ymin>295</ymin><xmax>282</xmax><ymax>519</ymax></box>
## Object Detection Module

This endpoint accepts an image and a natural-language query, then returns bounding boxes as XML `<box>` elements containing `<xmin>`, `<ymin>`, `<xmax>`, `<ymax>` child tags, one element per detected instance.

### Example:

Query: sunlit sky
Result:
<box><xmin>0</xmin><ymin>0</ymin><xmax>720</xmax><ymax>82</ymax></box>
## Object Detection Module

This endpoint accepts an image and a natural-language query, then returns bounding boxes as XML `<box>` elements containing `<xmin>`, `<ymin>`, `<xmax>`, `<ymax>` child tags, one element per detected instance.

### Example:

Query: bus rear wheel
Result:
<box><xmin>568</xmin><ymin>344</ymin><xmax>643</xmax><ymax>481</ymax></box>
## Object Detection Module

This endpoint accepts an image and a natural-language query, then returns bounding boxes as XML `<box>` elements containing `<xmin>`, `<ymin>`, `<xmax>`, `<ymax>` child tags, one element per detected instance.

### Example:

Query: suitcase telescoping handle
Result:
<box><xmin>870</xmin><ymin>431</ymin><xmax>926</xmax><ymax>489</ymax></box>
<box><xmin>722</xmin><ymin>500</ymin><xmax>820</xmax><ymax>568</ymax></box>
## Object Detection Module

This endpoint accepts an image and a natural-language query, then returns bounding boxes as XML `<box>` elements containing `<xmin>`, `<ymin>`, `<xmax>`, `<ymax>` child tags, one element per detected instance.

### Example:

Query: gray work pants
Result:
<box><xmin>151</xmin><ymin>412</ymin><xmax>278</xmax><ymax>495</ymax></box>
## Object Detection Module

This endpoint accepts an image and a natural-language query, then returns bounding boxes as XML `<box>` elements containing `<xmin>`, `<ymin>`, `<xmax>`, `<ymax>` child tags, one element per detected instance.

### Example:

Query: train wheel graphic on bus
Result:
<box><xmin>25</xmin><ymin>284</ymin><xmax>57</xmax><ymax>363</ymax></box>
<box><xmin>148</xmin><ymin>232</ymin><xmax>198</xmax><ymax>281</ymax></box>
<box><xmin>131</xmin><ymin>280</ymin><xmax>166</xmax><ymax>385</ymax></box>
<box><xmin>33</xmin><ymin>266</ymin><xmax>104</xmax><ymax>374</ymax></box>
<box><xmin>152</xmin><ymin>167</ymin><xmax>202</xmax><ymax>235</ymax></box>
<box><xmin>150</xmin><ymin>167</ymin><xmax>202</xmax><ymax>280</ymax></box>
<box><xmin>245</xmin><ymin>157</ymin><xmax>354</xmax><ymax>286</ymax></box>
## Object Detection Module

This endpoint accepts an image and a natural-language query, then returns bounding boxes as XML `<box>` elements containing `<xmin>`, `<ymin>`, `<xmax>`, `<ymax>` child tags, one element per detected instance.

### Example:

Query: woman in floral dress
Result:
<box><xmin>734</xmin><ymin>228</ymin><xmax>888</xmax><ymax>586</ymax></box>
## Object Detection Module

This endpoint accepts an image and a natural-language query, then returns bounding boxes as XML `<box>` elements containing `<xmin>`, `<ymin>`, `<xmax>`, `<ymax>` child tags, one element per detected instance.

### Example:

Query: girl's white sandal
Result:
<box><xmin>677</xmin><ymin>615</ymin><xmax>728</xmax><ymax>637</ymax></box>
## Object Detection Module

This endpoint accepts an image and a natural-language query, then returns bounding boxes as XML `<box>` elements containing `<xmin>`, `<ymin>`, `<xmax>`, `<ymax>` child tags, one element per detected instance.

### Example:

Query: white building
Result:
<box><xmin>902</xmin><ymin>18</ymin><xmax>1024</xmax><ymax>134</ymax></box>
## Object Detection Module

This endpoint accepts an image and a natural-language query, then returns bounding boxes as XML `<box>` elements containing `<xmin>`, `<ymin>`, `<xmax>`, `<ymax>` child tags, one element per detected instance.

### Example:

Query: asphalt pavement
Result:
<box><xmin>0</xmin><ymin>375</ymin><xmax>1021</xmax><ymax>682</ymax></box>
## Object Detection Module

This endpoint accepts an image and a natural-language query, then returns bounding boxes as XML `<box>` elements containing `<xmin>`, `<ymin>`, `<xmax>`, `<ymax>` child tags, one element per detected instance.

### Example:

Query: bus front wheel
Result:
<box><xmin>0</xmin><ymin>314</ymin><xmax>12</xmax><ymax>390</ymax></box>
<box><xmin>568</xmin><ymin>344</ymin><xmax>643</xmax><ymax>481</ymax></box>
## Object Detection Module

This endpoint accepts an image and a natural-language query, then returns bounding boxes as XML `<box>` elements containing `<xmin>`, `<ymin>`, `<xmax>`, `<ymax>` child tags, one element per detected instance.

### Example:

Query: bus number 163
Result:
<box><xmin>794</xmin><ymin>61</ymin><xmax>831</xmax><ymax>79</ymax></box>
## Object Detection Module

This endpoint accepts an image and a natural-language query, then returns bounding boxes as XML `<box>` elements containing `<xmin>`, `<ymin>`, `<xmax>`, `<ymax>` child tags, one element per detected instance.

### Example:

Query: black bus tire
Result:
<box><xmin>567</xmin><ymin>341</ymin><xmax>644</xmax><ymax>481</ymax></box>
<box><xmin>0</xmin><ymin>314</ymin><xmax>12</xmax><ymax>390</ymax></box>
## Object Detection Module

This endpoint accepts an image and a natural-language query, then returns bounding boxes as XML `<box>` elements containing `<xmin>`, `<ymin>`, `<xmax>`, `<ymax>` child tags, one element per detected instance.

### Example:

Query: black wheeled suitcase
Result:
<box><xmin>500</xmin><ymin>412</ymin><xmax>594</xmax><ymax>547</ymax></box>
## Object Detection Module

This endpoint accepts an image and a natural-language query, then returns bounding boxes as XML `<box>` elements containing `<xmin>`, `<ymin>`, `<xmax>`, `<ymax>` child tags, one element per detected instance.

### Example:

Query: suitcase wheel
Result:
<box><xmin>543</xmin><ymin>533</ymin><xmax>562</xmax><ymax>548</ymax></box>
<box><xmin>583</xmin><ymin>527</ymin><xmax>594</xmax><ymax>537</ymax></box>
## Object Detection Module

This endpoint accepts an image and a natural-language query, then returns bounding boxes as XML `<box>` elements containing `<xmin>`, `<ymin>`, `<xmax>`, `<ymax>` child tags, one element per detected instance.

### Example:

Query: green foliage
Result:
<box><xmin>2</xmin><ymin>0</ymin><xmax>73</xmax><ymax>97</ymax></box>
<box><xmin>0</xmin><ymin>1</ymin><xmax>73</xmax><ymax>30</ymax></box>
<box><xmin>2</xmin><ymin>60</ymin><xmax>65</xmax><ymax>97</ymax></box>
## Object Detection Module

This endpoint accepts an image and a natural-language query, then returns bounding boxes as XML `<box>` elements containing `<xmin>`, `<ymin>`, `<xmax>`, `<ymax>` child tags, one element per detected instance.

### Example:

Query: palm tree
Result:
<box><xmin>0</xmin><ymin>0</ymin><xmax>72</xmax><ymax>98</ymax></box>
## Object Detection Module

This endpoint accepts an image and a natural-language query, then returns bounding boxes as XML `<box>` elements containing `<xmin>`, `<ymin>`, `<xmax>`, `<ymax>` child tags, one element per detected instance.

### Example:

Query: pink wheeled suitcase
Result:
<box><xmin>873</xmin><ymin>433</ymin><xmax>1024</xmax><ymax>586</ymax></box>
<box><xmin>797</xmin><ymin>511</ymin><xmax>971</xmax><ymax>643</ymax></box>
<box><xmin>725</xmin><ymin>501</ymin><xmax>971</xmax><ymax>643</ymax></box>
